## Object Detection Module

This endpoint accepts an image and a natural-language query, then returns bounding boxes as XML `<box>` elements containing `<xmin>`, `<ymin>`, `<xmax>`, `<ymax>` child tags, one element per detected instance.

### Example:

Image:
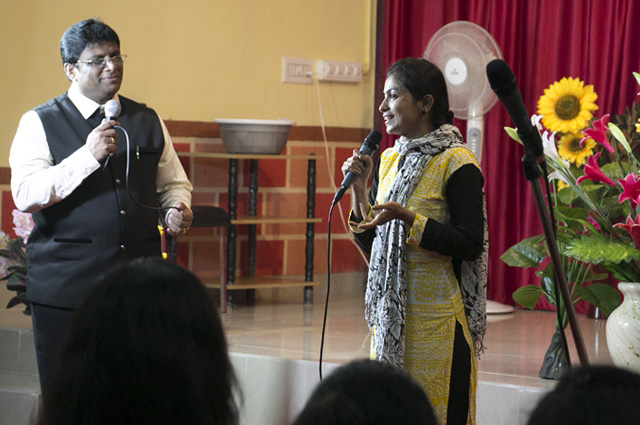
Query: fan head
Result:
<box><xmin>424</xmin><ymin>21</ymin><xmax>502</xmax><ymax>119</ymax></box>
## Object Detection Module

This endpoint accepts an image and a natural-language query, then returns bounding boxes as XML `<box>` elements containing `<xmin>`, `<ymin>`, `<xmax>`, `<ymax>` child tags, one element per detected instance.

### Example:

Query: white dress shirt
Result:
<box><xmin>9</xmin><ymin>85</ymin><xmax>192</xmax><ymax>217</ymax></box>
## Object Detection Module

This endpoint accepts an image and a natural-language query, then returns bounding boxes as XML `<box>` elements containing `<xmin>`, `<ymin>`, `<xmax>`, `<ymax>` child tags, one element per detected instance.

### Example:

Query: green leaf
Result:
<box><xmin>634</xmin><ymin>72</ymin><xmax>640</xmax><ymax>87</ymax></box>
<box><xmin>583</xmin><ymin>272</ymin><xmax>610</xmax><ymax>282</ymax></box>
<box><xmin>575</xmin><ymin>282</ymin><xmax>621</xmax><ymax>316</ymax></box>
<box><xmin>608</xmin><ymin>123</ymin><xmax>634</xmax><ymax>156</ymax></box>
<box><xmin>601</xmin><ymin>162</ymin><xmax>629</xmax><ymax>181</ymax></box>
<box><xmin>565</xmin><ymin>233</ymin><xmax>640</xmax><ymax>265</ymax></box>
<box><xmin>512</xmin><ymin>285</ymin><xmax>543</xmax><ymax>309</ymax></box>
<box><xmin>0</xmin><ymin>248</ymin><xmax>17</xmax><ymax>260</ymax></box>
<box><xmin>6</xmin><ymin>296</ymin><xmax>26</xmax><ymax>309</ymax></box>
<box><xmin>505</xmin><ymin>127</ymin><xmax>523</xmax><ymax>144</ymax></box>
<box><xmin>6</xmin><ymin>277</ymin><xmax>26</xmax><ymax>290</ymax></box>
<box><xmin>557</xmin><ymin>186</ymin><xmax>579</xmax><ymax>204</ymax></box>
<box><xmin>500</xmin><ymin>235</ymin><xmax>546</xmax><ymax>268</ymax></box>
<box><xmin>539</xmin><ymin>264</ymin><xmax>558</xmax><ymax>306</ymax></box>
<box><xmin>554</xmin><ymin>206</ymin><xmax>589</xmax><ymax>229</ymax></box>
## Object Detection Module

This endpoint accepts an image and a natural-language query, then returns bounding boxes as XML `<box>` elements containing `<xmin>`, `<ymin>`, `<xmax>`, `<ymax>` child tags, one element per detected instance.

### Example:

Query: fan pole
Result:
<box><xmin>467</xmin><ymin>116</ymin><xmax>483</xmax><ymax>164</ymax></box>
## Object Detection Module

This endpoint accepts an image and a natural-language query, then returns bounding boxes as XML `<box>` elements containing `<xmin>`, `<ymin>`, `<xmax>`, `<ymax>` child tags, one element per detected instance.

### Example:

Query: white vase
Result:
<box><xmin>606</xmin><ymin>282</ymin><xmax>640</xmax><ymax>372</ymax></box>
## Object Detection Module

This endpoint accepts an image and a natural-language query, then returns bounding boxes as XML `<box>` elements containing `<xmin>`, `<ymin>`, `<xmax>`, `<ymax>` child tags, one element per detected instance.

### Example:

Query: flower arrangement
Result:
<box><xmin>1</xmin><ymin>210</ymin><xmax>33</xmax><ymax>314</ymax></box>
<box><xmin>501</xmin><ymin>73</ymin><xmax>640</xmax><ymax>317</ymax></box>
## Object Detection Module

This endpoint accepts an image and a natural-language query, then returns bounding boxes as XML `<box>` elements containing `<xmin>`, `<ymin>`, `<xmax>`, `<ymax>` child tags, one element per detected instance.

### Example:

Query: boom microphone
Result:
<box><xmin>486</xmin><ymin>59</ymin><xmax>543</xmax><ymax>160</ymax></box>
<box><xmin>332</xmin><ymin>130</ymin><xmax>382</xmax><ymax>206</ymax></box>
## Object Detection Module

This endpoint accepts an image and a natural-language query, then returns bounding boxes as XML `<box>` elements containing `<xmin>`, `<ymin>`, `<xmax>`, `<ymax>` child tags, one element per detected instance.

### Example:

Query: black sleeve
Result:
<box><xmin>419</xmin><ymin>164</ymin><xmax>485</xmax><ymax>261</ymax></box>
<box><xmin>350</xmin><ymin>158</ymin><xmax>380</xmax><ymax>255</ymax></box>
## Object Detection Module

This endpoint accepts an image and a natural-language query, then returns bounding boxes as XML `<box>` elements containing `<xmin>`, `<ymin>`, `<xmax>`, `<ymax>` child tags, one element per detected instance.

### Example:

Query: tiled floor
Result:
<box><xmin>220</xmin><ymin>273</ymin><xmax>613</xmax><ymax>385</ymax></box>
<box><xmin>218</xmin><ymin>273</ymin><xmax>614</xmax><ymax>424</ymax></box>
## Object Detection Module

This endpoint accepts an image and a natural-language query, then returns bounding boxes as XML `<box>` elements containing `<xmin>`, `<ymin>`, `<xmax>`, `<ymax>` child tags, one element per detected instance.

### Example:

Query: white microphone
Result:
<box><xmin>104</xmin><ymin>99</ymin><xmax>120</xmax><ymax>121</ymax></box>
<box><xmin>102</xmin><ymin>100</ymin><xmax>120</xmax><ymax>170</ymax></box>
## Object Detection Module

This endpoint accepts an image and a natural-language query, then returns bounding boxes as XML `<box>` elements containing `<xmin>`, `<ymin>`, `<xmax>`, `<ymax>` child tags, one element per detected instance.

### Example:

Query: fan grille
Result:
<box><xmin>424</xmin><ymin>21</ymin><xmax>502</xmax><ymax>119</ymax></box>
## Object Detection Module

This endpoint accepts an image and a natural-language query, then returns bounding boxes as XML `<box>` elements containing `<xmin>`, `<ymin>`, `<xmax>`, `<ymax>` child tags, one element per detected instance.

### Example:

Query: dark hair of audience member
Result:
<box><xmin>290</xmin><ymin>359</ymin><xmax>437</xmax><ymax>425</ymax></box>
<box><xmin>40</xmin><ymin>258</ymin><xmax>240</xmax><ymax>425</ymax></box>
<box><xmin>527</xmin><ymin>365</ymin><xmax>640</xmax><ymax>425</ymax></box>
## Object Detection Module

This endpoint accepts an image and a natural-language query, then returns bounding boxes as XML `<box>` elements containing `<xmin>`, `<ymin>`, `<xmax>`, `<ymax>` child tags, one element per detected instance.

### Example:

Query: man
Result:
<box><xmin>9</xmin><ymin>18</ymin><xmax>194</xmax><ymax>389</ymax></box>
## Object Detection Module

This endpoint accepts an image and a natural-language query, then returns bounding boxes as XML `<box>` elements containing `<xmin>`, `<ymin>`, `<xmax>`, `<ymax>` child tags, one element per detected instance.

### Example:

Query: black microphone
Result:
<box><xmin>332</xmin><ymin>130</ymin><xmax>382</xmax><ymax>206</ymax></box>
<box><xmin>486</xmin><ymin>59</ymin><xmax>544</xmax><ymax>160</ymax></box>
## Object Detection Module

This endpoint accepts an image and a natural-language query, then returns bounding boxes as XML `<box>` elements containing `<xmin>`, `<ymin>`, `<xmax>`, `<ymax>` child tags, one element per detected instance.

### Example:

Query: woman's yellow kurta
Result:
<box><xmin>359</xmin><ymin>146</ymin><xmax>479</xmax><ymax>425</ymax></box>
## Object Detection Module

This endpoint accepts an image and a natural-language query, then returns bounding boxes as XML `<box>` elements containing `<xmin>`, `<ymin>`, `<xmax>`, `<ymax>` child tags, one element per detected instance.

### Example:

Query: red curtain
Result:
<box><xmin>380</xmin><ymin>0</ymin><xmax>640</xmax><ymax>310</ymax></box>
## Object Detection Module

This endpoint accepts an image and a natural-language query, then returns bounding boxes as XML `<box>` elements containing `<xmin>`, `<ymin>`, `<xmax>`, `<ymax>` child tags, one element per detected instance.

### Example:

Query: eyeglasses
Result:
<box><xmin>75</xmin><ymin>54</ymin><xmax>127</xmax><ymax>68</ymax></box>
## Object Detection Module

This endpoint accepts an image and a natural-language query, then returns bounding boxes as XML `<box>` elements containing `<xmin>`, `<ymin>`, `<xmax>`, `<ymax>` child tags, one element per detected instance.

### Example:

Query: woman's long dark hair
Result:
<box><xmin>41</xmin><ymin>258</ymin><xmax>240</xmax><ymax>425</ymax></box>
<box><xmin>387</xmin><ymin>58</ymin><xmax>454</xmax><ymax>128</ymax></box>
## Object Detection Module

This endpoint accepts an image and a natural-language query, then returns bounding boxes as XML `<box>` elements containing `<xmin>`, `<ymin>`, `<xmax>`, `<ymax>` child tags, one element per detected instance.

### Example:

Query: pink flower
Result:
<box><xmin>614</xmin><ymin>214</ymin><xmax>640</xmax><ymax>249</ymax></box>
<box><xmin>586</xmin><ymin>214</ymin><xmax>601</xmax><ymax>233</ymax></box>
<box><xmin>581</xmin><ymin>114</ymin><xmax>613</xmax><ymax>153</ymax></box>
<box><xmin>618</xmin><ymin>173</ymin><xmax>640</xmax><ymax>208</ymax></box>
<box><xmin>12</xmin><ymin>210</ymin><xmax>34</xmax><ymax>243</ymax></box>
<box><xmin>576</xmin><ymin>152</ymin><xmax>616</xmax><ymax>186</ymax></box>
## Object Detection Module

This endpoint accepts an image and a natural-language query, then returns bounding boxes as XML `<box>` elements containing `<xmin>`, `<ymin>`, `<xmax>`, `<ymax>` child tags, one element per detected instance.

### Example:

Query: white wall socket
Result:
<box><xmin>282</xmin><ymin>57</ymin><xmax>313</xmax><ymax>84</ymax></box>
<box><xmin>316</xmin><ymin>60</ymin><xmax>363</xmax><ymax>83</ymax></box>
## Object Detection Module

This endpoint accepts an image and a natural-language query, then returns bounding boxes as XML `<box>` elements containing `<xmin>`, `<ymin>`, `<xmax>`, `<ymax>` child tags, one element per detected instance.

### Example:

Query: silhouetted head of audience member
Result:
<box><xmin>40</xmin><ymin>258</ymin><xmax>240</xmax><ymax>425</ymax></box>
<box><xmin>290</xmin><ymin>359</ymin><xmax>437</xmax><ymax>425</ymax></box>
<box><xmin>527</xmin><ymin>365</ymin><xmax>640</xmax><ymax>425</ymax></box>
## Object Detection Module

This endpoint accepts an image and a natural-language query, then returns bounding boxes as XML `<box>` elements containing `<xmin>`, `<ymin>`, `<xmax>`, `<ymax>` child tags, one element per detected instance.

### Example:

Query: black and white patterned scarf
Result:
<box><xmin>365</xmin><ymin>124</ymin><xmax>488</xmax><ymax>367</ymax></box>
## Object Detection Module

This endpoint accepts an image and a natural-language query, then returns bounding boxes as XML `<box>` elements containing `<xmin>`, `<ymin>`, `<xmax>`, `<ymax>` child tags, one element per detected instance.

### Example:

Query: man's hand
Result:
<box><xmin>166</xmin><ymin>202</ymin><xmax>194</xmax><ymax>237</ymax></box>
<box><xmin>86</xmin><ymin>119</ymin><xmax>119</xmax><ymax>162</ymax></box>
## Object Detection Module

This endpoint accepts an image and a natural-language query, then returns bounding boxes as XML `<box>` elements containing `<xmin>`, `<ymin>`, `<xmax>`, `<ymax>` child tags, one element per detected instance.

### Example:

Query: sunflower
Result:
<box><xmin>537</xmin><ymin>77</ymin><xmax>598</xmax><ymax>133</ymax></box>
<box><xmin>557</xmin><ymin>132</ymin><xmax>596</xmax><ymax>167</ymax></box>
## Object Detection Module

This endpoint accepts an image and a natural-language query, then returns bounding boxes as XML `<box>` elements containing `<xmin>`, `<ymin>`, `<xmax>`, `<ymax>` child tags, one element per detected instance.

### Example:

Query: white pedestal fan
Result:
<box><xmin>424</xmin><ymin>21</ymin><xmax>502</xmax><ymax>165</ymax></box>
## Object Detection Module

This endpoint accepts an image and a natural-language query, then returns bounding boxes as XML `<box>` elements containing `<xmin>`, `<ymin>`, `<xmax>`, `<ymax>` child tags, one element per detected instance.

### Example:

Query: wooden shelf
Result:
<box><xmin>179</xmin><ymin>152</ymin><xmax>322</xmax><ymax>160</ymax></box>
<box><xmin>203</xmin><ymin>276</ymin><xmax>319</xmax><ymax>290</ymax></box>
<box><xmin>178</xmin><ymin>151</ymin><xmax>320</xmax><ymax>310</ymax></box>
<box><xmin>231</xmin><ymin>215</ymin><xmax>322</xmax><ymax>225</ymax></box>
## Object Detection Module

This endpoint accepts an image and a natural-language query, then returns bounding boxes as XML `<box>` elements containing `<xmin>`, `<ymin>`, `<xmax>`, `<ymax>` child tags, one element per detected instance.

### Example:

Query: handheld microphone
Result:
<box><xmin>104</xmin><ymin>99</ymin><xmax>120</xmax><ymax>122</ymax></box>
<box><xmin>102</xmin><ymin>100</ymin><xmax>121</xmax><ymax>170</ymax></box>
<box><xmin>486</xmin><ymin>59</ymin><xmax>544</xmax><ymax>160</ymax></box>
<box><xmin>332</xmin><ymin>130</ymin><xmax>382</xmax><ymax>206</ymax></box>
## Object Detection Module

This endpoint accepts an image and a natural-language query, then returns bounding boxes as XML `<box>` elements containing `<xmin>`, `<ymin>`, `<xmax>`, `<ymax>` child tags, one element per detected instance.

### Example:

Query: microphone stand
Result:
<box><xmin>521</xmin><ymin>153</ymin><xmax>589</xmax><ymax>366</ymax></box>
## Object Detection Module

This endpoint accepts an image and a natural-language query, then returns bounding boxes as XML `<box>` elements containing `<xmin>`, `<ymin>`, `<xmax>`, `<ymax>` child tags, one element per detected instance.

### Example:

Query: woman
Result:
<box><xmin>342</xmin><ymin>58</ymin><xmax>487</xmax><ymax>425</ymax></box>
<box><xmin>40</xmin><ymin>258</ymin><xmax>240</xmax><ymax>425</ymax></box>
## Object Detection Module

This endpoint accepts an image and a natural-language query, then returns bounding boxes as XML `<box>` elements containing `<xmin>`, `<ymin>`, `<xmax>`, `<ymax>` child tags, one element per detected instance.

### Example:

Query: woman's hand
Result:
<box><xmin>350</xmin><ymin>202</ymin><xmax>416</xmax><ymax>230</ymax></box>
<box><xmin>341</xmin><ymin>150</ymin><xmax>374</xmax><ymax>193</ymax></box>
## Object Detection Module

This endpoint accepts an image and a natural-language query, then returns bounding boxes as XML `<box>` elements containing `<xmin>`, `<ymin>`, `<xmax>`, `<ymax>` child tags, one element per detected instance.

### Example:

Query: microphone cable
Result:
<box><xmin>318</xmin><ymin>200</ymin><xmax>338</xmax><ymax>380</ymax></box>
<box><xmin>110</xmin><ymin>125</ymin><xmax>180</xmax><ymax>228</ymax></box>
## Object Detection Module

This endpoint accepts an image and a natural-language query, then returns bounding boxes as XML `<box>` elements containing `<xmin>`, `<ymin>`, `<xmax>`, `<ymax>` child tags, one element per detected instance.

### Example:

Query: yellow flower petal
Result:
<box><xmin>557</xmin><ymin>132</ymin><xmax>595</xmax><ymax>167</ymax></box>
<box><xmin>537</xmin><ymin>76</ymin><xmax>599</xmax><ymax>133</ymax></box>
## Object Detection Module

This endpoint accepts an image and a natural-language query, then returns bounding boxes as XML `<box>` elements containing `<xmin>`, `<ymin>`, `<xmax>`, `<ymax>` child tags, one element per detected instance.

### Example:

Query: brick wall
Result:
<box><xmin>0</xmin><ymin>122</ymin><xmax>371</xmax><ymax>284</ymax></box>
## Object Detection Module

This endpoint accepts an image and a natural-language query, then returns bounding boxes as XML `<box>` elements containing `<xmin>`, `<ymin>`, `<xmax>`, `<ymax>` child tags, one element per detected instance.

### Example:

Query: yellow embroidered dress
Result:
<box><xmin>353</xmin><ymin>145</ymin><xmax>483</xmax><ymax>425</ymax></box>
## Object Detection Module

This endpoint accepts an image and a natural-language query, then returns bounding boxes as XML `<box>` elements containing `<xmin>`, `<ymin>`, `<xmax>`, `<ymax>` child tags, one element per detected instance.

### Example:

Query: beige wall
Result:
<box><xmin>0</xmin><ymin>0</ymin><xmax>376</xmax><ymax>166</ymax></box>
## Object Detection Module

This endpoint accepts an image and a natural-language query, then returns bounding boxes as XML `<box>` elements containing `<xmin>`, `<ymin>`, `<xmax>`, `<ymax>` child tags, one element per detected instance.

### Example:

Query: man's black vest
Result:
<box><xmin>26</xmin><ymin>93</ymin><xmax>165</xmax><ymax>308</ymax></box>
